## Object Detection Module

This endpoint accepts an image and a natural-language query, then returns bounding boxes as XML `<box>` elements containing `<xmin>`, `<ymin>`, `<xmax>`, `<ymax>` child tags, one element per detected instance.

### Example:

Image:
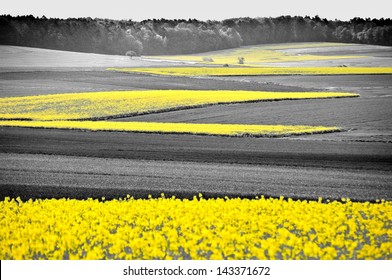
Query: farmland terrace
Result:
<box><xmin>0</xmin><ymin>43</ymin><xmax>391</xmax><ymax>202</ymax></box>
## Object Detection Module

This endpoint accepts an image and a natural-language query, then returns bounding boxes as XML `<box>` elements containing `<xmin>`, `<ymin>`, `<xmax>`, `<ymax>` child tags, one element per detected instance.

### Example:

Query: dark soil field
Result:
<box><xmin>0</xmin><ymin>44</ymin><xmax>391</xmax><ymax>201</ymax></box>
<box><xmin>0</xmin><ymin>70</ymin><xmax>312</xmax><ymax>97</ymax></box>
<box><xmin>124</xmin><ymin>75</ymin><xmax>392</xmax><ymax>142</ymax></box>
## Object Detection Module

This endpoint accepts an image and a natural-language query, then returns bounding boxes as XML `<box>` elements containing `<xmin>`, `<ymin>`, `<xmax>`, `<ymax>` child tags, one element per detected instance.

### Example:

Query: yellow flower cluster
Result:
<box><xmin>144</xmin><ymin>42</ymin><xmax>363</xmax><ymax>66</ymax></box>
<box><xmin>1</xmin><ymin>196</ymin><xmax>390</xmax><ymax>260</ymax></box>
<box><xmin>0</xmin><ymin>121</ymin><xmax>340</xmax><ymax>137</ymax></box>
<box><xmin>111</xmin><ymin>67</ymin><xmax>392</xmax><ymax>77</ymax></box>
<box><xmin>0</xmin><ymin>90</ymin><xmax>358</xmax><ymax>121</ymax></box>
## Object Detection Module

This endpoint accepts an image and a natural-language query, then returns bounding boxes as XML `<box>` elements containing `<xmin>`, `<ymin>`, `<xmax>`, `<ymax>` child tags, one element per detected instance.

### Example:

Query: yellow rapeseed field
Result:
<box><xmin>0</xmin><ymin>121</ymin><xmax>340</xmax><ymax>137</ymax></box>
<box><xmin>144</xmin><ymin>43</ymin><xmax>363</xmax><ymax>66</ymax></box>
<box><xmin>111</xmin><ymin>67</ymin><xmax>392</xmax><ymax>76</ymax></box>
<box><xmin>0</xmin><ymin>90</ymin><xmax>359</xmax><ymax>121</ymax></box>
<box><xmin>1</xmin><ymin>196</ymin><xmax>390</xmax><ymax>260</ymax></box>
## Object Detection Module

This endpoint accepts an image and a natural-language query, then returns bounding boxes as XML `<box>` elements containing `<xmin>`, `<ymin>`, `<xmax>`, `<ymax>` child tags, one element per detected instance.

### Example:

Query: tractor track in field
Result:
<box><xmin>1</xmin><ymin>127</ymin><xmax>391</xmax><ymax>201</ymax></box>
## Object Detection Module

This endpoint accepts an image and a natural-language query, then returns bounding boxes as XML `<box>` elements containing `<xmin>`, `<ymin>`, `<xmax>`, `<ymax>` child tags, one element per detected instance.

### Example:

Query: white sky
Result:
<box><xmin>2</xmin><ymin>0</ymin><xmax>391</xmax><ymax>21</ymax></box>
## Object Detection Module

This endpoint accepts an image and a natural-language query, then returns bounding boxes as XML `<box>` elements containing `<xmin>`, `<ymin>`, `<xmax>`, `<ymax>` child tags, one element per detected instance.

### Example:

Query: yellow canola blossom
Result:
<box><xmin>0</xmin><ymin>121</ymin><xmax>340</xmax><ymax>137</ymax></box>
<box><xmin>0</xmin><ymin>90</ymin><xmax>359</xmax><ymax>121</ymax></box>
<box><xmin>144</xmin><ymin>43</ymin><xmax>363</xmax><ymax>66</ymax></box>
<box><xmin>111</xmin><ymin>67</ymin><xmax>392</xmax><ymax>76</ymax></box>
<box><xmin>1</xmin><ymin>196</ymin><xmax>391</xmax><ymax>260</ymax></box>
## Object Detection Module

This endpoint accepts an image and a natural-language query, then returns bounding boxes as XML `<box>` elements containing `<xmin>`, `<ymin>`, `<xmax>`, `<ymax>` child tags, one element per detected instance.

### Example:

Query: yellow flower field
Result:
<box><xmin>0</xmin><ymin>90</ymin><xmax>359</xmax><ymax>121</ymax></box>
<box><xmin>0</xmin><ymin>121</ymin><xmax>340</xmax><ymax>137</ymax></box>
<box><xmin>111</xmin><ymin>67</ymin><xmax>392</xmax><ymax>76</ymax></box>
<box><xmin>1</xmin><ymin>196</ymin><xmax>390</xmax><ymax>260</ymax></box>
<box><xmin>145</xmin><ymin>43</ymin><xmax>363</xmax><ymax>66</ymax></box>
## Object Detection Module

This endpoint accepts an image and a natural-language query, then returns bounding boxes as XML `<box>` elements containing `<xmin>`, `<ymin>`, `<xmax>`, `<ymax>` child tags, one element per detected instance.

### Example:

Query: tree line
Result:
<box><xmin>0</xmin><ymin>15</ymin><xmax>391</xmax><ymax>55</ymax></box>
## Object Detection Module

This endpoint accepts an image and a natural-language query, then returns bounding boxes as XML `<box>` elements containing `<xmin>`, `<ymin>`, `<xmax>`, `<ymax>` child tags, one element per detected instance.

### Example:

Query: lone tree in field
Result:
<box><xmin>125</xmin><ymin>50</ymin><xmax>138</xmax><ymax>59</ymax></box>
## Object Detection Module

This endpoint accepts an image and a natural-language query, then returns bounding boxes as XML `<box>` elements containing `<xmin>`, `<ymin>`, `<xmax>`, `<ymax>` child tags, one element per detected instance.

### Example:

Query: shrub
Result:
<box><xmin>125</xmin><ymin>50</ymin><xmax>138</xmax><ymax>58</ymax></box>
<box><xmin>202</xmin><ymin>57</ymin><xmax>214</xmax><ymax>62</ymax></box>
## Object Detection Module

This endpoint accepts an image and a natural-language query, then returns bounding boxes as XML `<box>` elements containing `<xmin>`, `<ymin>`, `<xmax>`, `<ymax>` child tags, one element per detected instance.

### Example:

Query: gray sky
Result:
<box><xmin>2</xmin><ymin>0</ymin><xmax>391</xmax><ymax>21</ymax></box>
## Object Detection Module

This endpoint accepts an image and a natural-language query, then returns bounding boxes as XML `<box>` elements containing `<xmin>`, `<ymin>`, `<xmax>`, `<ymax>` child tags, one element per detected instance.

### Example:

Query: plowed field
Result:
<box><xmin>0</xmin><ymin>43</ymin><xmax>391</xmax><ymax>201</ymax></box>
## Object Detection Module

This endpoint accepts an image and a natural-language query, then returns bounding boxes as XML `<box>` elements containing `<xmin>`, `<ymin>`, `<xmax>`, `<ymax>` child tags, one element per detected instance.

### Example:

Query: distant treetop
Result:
<box><xmin>0</xmin><ymin>15</ymin><xmax>391</xmax><ymax>55</ymax></box>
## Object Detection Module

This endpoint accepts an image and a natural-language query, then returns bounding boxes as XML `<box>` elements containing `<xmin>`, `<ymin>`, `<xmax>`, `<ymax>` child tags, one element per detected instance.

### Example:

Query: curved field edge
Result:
<box><xmin>0</xmin><ymin>90</ymin><xmax>359</xmax><ymax>121</ymax></box>
<box><xmin>143</xmin><ymin>43</ymin><xmax>365</xmax><ymax>66</ymax></box>
<box><xmin>1</xmin><ymin>196</ymin><xmax>391</xmax><ymax>260</ymax></box>
<box><xmin>109</xmin><ymin>67</ymin><xmax>392</xmax><ymax>76</ymax></box>
<box><xmin>0</xmin><ymin>121</ymin><xmax>341</xmax><ymax>137</ymax></box>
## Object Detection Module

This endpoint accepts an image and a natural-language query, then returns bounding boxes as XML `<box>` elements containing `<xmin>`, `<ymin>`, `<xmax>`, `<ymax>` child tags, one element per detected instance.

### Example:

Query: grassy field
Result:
<box><xmin>0</xmin><ymin>42</ymin><xmax>391</xmax><ymax>260</ymax></box>
<box><xmin>110</xmin><ymin>67</ymin><xmax>392</xmax><ymax>76</ymax></box>
<box><xmin>143</xmin><ymin>42</ymin><xmax>392</xmax><ymax>67</ymax></box>
<box><xmin>0</xmin><ymin>45</ymin><xmax>177</xmax><ymax>70</ymax></box>
<box><xmin>144</xmin><ymin>42</ymin><xmax>363</xmax><ymax>66</ymax></box>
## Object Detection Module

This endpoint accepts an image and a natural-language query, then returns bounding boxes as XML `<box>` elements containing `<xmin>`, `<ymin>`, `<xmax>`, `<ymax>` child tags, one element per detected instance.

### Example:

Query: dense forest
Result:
<box><xmin>1</xmin><ymin>15</ymin><xmax>391</xmax><ymax>55</ymax></box>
